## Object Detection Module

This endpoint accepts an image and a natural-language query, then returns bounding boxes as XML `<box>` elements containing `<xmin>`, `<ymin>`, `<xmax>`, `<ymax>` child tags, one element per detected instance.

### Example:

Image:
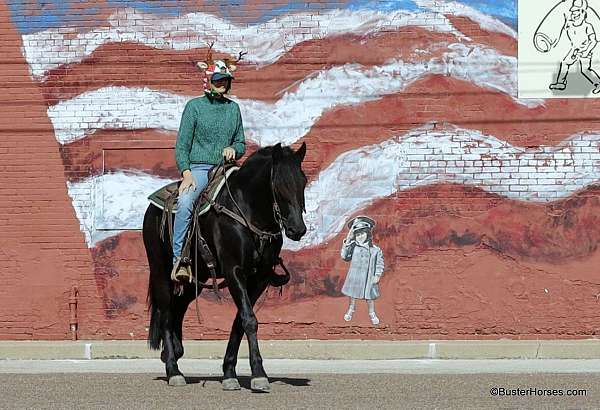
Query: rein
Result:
<box><xmin>203</xmin><ymin>159</ymin><xmax>283</xmax><ymax>252</ymax></box>
<box><xmin>199</xmin><ymin>158</ymin><xmax>290</xmax><ymax>300</ymax></box>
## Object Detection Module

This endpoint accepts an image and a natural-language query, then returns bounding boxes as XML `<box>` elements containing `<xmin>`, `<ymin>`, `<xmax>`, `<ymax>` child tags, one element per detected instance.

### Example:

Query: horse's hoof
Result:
<box><xmin>168</xmin><ymin>375</ymin><xmax>187</xmax><ymax>387</ymax></box>
<box><xmin>250</xmin><ymin>377</ymin><xmax>270</xmax><ymax>392</ymax></box>
<box><xmin>222</xmin><ymin>378</ymin><xmax>241</xmax><ymax>391</ymax></box>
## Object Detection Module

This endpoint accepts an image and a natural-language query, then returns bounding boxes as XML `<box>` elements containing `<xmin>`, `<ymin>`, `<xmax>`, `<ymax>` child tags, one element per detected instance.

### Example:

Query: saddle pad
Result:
<box><xmin>148</xmin><ymin>167</ymin><xmax>239</xmax><ymax>215</ymax></box>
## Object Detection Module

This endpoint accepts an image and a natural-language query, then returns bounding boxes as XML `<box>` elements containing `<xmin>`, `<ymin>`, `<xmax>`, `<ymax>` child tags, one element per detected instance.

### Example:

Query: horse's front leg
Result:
<box><xmin>222</xmin><ymin>314</ymin><xmax>244</xmax><ymax>390</ymax></box>
<box><xmin>226</xmin><ymin>267</ymin><xmax>270</xmax><ymax>392</ymax></box>
<box><xmin>222</xmin><ymin>278</ymin><xmax>269</xmax><ymax>391</ymax></box>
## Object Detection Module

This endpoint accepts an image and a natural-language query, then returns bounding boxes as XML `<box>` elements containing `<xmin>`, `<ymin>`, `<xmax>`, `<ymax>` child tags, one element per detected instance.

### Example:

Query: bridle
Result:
<box><xmin>218</xmin><ymin>158</ymin><xmax>286</xmax><ymax>247</ymax></box>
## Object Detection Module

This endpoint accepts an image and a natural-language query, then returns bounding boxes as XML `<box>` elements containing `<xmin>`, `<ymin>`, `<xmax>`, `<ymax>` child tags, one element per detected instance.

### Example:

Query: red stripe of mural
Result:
<box><xmin>445</xmin><ymin>15</ymin><xmax>517</xmax><ymax>56</ymax></box>
<box><xmin>40</xmin><ymin>28</ymin><xmax>457</xmax><ymax>105</ymax></box>
<box><xmin>300</xmin><ymin>75</ymin><xmax>600</xmax><ymax>180</ymax></box>
<box><xmin>59</xmin><ymin>129</ymin><xmax>260</xmax><ymax>183</ymax></box>
<box><xmin>90</xmin><ymin>183</ymin><xmax>600</xmax><ymax>338</ymax></box>
<box><xmin>287</xmin><ymin>183</ymin><xmax>600</xmax><ymax>280</ymax></box>
<box><xmin>0</xmin><ymin>2</ymin><xmax>104</xmax><ymax>340</ymax></box>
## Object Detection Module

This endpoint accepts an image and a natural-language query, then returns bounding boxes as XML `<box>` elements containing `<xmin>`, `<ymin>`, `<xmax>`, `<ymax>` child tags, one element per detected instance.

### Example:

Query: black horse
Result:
<box><xmin>143</xmin><ymin>142</ymin><xmax>307</xmax><ymax>391</ymax></box>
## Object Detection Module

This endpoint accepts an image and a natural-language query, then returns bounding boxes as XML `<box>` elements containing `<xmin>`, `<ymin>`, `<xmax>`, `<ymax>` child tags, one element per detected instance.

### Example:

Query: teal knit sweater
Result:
<box><xmin>175</xmin><ymin>93</ymin><xmax>246</xmax><ymax>172</ymax></box>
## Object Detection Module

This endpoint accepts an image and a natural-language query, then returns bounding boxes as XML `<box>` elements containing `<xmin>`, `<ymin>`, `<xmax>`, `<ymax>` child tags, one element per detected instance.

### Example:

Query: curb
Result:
<box><xmin>2</xmin><ymin>340</ymin><xmax>600</xmax><ymax>360</ymax></box>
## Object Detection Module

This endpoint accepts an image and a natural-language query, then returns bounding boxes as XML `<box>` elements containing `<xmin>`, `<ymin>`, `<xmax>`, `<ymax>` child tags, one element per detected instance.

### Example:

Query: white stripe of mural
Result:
<box><xmin>47</xmin><ymin>44</ymin><xmax>532</xmax><ymax>145</ymax></box>
<box><xmin>415</xmin><ymin>0</ymin><xmax>517</xmax><ymax>38</ymax></box>
<box><xmin>67</xmin><ymin>124</ymin><xmax>600</xmax><ymax>248</ymax></box>
<box><xmin>21</xmin><ymin>8</ymin><xmax>459</xmax><ymax>78</ymax></box>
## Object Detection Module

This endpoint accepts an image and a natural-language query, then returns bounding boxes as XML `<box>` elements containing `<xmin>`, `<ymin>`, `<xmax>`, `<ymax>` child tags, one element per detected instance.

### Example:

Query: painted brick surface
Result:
<box><xmin>2</xmin><ymin>1</ymin><xmax>600</xmax><ymax>340</ymax></box>
<box><xmin>0</xmin><ymin>1</ymin><xmax>104</xmax><ymax>339</ymax></box>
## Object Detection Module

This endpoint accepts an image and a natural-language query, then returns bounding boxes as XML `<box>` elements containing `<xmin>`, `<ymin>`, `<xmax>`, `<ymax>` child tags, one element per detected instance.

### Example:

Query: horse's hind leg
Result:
<box><xmin>171</xmin><ymin>291</ymin><xmax>196</xmax><ymax>361</ymax></box>
<box><xmin>171</xmin><ymin>307</ymin><xmax>185</xmax><ymax>361</ymax></box>
<box><xmin>156</xmin><ymin>304</ymin><xmax>187</xmax><ymax>386</ymax></box>
<box><xmin>143</xmin><ymin>205</ymin><xmax>187</xmax><ymax>386</ymax></box>
<box><xmin>224</xmin><ymin>274</ymin><xmax>270</xmax><ymax>392</ymax></box>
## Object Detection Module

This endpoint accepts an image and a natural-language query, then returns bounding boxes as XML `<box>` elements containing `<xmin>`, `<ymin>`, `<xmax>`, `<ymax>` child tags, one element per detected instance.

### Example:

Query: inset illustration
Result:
<box><xmin>532</xmin><ymin>0</ymin><xmax>600</xmax><ymax>95</ymax></box>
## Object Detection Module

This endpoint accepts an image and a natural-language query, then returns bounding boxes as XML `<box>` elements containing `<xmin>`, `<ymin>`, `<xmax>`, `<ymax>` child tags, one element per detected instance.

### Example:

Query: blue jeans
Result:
<box><xmin>172</xmin><ymin>163</ymin><xmax>212</xmax><ymax>264</ymax></box>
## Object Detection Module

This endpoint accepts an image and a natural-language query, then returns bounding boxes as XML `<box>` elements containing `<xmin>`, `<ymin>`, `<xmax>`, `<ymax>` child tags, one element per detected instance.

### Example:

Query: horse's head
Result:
<box><xmin>272</xmin><ymin>142</ymin><xmax>308</xmax><ymax>241</ymax></box>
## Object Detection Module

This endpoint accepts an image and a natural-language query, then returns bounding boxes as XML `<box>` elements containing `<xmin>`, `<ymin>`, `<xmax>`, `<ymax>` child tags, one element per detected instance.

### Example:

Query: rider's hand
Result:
<box><xmin>178</xmin><ymin>170</ymin><xmax>196</xmax><ymax>196</ymax></box>
<box><xmin>223</xmin><ymin>147</ymin><xmax>236</xmax><ymax>161</ymax></box>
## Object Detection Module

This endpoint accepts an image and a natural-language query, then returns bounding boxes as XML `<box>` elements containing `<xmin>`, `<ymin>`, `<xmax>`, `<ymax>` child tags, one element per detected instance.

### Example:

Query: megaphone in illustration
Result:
<box><xmin>534</xmin><ymin>0</ymin><xmax>600</xmax><ymax>52</ymax></box>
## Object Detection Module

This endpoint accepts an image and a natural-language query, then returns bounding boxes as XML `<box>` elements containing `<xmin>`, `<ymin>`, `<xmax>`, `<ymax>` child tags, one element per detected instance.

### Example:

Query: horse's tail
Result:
<box><xmin>147</xmin><ymin>295</ymin><xmax>162</xmax><ymax>350</ymax></box>
<box><xmin>144</xmin><ymin>204</ymin><xmax>165</xmax><ymax>351</ymax></box>
<box><xmin>146</xmin><ymin>254</ymin><xmax>163</xmax><ymax>350</ymax></box>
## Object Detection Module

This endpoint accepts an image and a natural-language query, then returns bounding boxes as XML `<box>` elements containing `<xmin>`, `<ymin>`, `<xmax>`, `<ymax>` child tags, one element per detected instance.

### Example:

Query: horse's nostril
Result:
<box><xmin>287</xmin><ymin>227</ymin><xmax>306</xmax><ymax>240</ymax></box>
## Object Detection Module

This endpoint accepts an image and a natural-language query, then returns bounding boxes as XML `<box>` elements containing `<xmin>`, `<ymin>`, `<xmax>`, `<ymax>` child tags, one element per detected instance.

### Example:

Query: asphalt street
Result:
<box><xmin>0</xmin><ymin>360</ymin><xmax>599</xmax><ymax>409</ymax></box>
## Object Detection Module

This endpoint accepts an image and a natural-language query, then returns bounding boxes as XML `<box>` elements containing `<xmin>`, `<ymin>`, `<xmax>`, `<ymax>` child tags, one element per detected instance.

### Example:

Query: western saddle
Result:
<box><xmin>147</xmin><ymin>162</ymin><xmax>239</xmax><ymax>293</ymax></box>
<box><xmin>147</xmin><ymin>161</ymin><xmax>291</xmax><ymax>299</ymax></box>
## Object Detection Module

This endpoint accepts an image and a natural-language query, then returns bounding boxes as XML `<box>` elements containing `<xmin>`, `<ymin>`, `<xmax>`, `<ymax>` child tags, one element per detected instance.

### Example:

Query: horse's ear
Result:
<box><xmin>272</xmin><ymin>143</ymin><xmax>283</xmax><ymax>162</ymax></box>
<box><xmin>295</xmin><ymin>142</ymin><xmax>306</xmax><ymax>163</ymax></box>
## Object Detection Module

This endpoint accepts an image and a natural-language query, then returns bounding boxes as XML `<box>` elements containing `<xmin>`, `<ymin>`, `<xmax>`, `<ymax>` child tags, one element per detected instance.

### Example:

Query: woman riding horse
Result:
<box><xmin>144</xmin><ymin>141</ymin><xmax>308</xmax><ymax>391</ymax></box>
<box><xmin>171</xmin><ymin>55</ymin><xmax>245</xmax><ymax>283</ymax></box>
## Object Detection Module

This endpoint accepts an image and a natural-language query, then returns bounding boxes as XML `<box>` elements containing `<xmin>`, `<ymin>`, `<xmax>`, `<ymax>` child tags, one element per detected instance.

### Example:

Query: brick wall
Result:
<box><xmin>2</xmin><ymin>1</ymin><xmax>600</xmax><ymax>340</ymax></box>
<box><xmin>0</xmin><ymin>1</ymin><xmax>104</xmax><ymax>339</ymax></box>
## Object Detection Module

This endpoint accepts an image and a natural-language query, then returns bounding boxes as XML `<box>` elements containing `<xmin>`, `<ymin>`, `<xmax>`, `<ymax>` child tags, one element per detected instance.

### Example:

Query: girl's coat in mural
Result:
<box><xmin>340</xmin><ymin>216</ymin><xmax>384</xmax><ymax>325</ymax></box>
<box><xmin>340</xmin><ymin>239</ymin><xmax>384</xmax><ymax>300</ymax></box>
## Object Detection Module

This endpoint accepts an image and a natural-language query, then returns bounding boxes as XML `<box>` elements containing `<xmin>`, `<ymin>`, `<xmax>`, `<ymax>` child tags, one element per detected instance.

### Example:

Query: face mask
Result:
<box><xmin>208</xmin><ymin>79</ymin><xmax>230</xmax><ymax>96</ymax></box>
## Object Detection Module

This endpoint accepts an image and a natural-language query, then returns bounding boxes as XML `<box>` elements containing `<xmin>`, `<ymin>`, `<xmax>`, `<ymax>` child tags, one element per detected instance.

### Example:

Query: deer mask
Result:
<box><xmin>195</xmin><ymin>44</ymin><xmax>246</xmax><ymax>96</ymax></box>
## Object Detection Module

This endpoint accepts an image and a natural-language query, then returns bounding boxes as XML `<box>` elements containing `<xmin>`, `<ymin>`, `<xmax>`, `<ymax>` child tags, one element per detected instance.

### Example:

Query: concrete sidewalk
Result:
<box><xmin>2</xmin><ymin>358</ymin><xmax>600</xmax><ymax>375</ymax></box>
<box><xmin>2</xmin><ymin>339</ymin><xmax>600</xmax><ymax>360</ymax></box>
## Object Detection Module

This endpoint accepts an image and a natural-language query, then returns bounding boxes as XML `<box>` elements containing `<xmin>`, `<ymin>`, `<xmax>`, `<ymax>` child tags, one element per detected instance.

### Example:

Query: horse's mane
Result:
<box><xmin>240</xmin><ymin>145</ymin><xmax>305</xmax><ymax>209</ymax></box>
<box><xmin>240</xmin><ymin>145</ymin><xmax>296</xmax><ymax>167</ymax></box>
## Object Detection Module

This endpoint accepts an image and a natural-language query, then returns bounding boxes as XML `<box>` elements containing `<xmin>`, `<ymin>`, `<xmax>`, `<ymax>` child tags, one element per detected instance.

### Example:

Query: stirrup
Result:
<box><xmin>171</xmin><ymin>257</ymin><xmax>192</xmax><ymax>283</ymax></box>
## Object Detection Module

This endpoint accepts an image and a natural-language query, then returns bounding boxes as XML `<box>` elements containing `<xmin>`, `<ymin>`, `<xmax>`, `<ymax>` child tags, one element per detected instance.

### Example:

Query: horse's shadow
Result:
<box><xmin>154</xmin><ymin>375</ymin><xmax>311</xmax><ymax>389</ymax></box>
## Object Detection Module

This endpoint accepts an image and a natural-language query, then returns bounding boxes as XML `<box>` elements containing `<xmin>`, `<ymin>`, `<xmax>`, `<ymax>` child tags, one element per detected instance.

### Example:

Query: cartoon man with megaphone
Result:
<box><xmin>542</xmin><ymin>0</ymin><xmax>600</xmax><ymax>93</ymax></box>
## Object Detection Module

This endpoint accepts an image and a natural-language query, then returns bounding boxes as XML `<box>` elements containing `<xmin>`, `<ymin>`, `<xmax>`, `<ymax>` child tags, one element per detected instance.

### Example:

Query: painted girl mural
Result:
<box><xmin>340</xmin><ymin>216</ymin><xmax>384</xmax><ymax>325</ymax></box>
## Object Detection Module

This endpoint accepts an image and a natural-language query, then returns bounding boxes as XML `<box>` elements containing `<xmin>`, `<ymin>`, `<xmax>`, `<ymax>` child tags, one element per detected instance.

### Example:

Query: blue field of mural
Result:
<box><xmin>8</xmin><ymin>0</ymin><xmax>516</xmax><ymax>33</ymax></box>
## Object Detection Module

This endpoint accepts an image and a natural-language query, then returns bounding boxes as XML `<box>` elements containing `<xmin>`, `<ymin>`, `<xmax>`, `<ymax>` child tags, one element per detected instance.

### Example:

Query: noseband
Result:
<box><xmin>270</xmin><ymin>165</ymin><xmax>287</xmax><ymax>231</ymax></box>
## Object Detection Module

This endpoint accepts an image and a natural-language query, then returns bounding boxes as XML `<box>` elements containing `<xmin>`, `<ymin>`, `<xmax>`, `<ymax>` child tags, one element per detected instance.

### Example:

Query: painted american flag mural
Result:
<box><xmin>11</xmin><ymin>0</ymin><xmax>600</xmax><ymax>338</ymax></box>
